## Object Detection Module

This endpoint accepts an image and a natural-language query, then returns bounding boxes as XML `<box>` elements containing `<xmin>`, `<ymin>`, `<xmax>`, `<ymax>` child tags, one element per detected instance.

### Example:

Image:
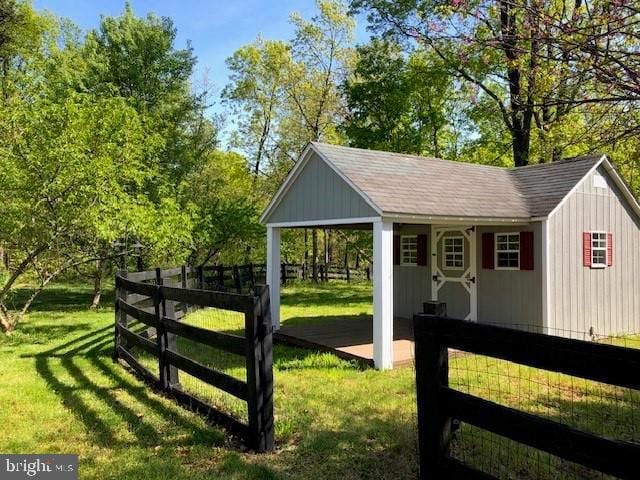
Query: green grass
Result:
<box><xmin>0</xmin><ymin>280</ymin><xmax>637</xmax><ymax>479</ymax></box>
<box><xmin>0</xmin><ymin>281</ymin><xmax>417</xmax><ymax>479</ymax></box>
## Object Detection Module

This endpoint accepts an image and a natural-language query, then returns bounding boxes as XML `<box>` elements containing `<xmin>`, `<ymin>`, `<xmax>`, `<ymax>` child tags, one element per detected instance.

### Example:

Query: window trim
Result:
<box><xmin>590</xmin><ymin>231</ymin><xmax>608</xmax><ymax>269</ymax></box>
<box><xmin>400</xmin><ymin>235</ymin><xmax>418</xmax><ymax>267</ymax></box>
<box><xmin>442</xmin><ymin>236</ymin><xmax>465</xmax><ymax>271</ymax></box>
<box><xmin>495</xmin><ymin>232</ymin><xmax>520</xmax><ymax>270</ymax></box>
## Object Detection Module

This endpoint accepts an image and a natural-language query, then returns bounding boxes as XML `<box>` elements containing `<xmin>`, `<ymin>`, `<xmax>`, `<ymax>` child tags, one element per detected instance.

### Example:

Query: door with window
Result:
<box><xmin>432</xmin><ymin>226</ymin><xmax>477</xmax><ymax>321</ymax></box>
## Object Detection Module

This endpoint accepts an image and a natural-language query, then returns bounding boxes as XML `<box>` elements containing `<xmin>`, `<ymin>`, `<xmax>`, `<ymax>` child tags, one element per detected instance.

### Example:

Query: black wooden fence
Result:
<box><xmin>113</xmin><ymin>267</ymin><xmax>274</xmax><ymax>452</ymax></box>
<box><xmin>193</xmin><ymin>262</ymin><xmax>371</xmax><ymax>292</ymax></box>
<box><xmin>413</xmin><ymin>314</ymin><xmax>640</xmax><ymax>480</ymax></box>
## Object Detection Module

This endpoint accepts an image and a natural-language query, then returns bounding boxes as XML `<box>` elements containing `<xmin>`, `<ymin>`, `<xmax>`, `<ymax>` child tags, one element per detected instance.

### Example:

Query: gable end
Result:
<box><xmin>261</xmin><ymin>147</ymin><xmax>380</xmax><ymax>225</ymax></box>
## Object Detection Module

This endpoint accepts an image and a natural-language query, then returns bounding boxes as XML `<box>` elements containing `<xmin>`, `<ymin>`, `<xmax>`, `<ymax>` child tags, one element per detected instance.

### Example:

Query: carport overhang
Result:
<box><xmin>265</xmin><ymin>215</ymin><xmax>397</xmax><ymax>370</ymax></box>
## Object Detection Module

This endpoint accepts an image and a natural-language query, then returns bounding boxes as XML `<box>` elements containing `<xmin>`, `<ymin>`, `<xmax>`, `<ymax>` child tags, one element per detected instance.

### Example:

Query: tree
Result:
<box><xmin>223</xmin><ymin>39</ymin><xmax>291</xmax><ymax>177</ymax></box>
<box><xmin>343</xmin><ymin>39</ymin><xmax>452</xmax><ymax>157</ymax></box>
<box><xmin>82</xmin><ymin>3</ymin><xmax>213</xmax><ymax>183</ymax></box>
<box><xmin>224</xmin><ymin>0</ymin><xmax>356</xmax><ymax>280</ymax></box>
<box><xmin>351</xmin><ymin>0</ymin><xmax>640</xmax><ymax>166</ymax></box>
<box><xmin>0</xmin><ymin>91</ymin><xmax>191</xmax><ymax>331</ymax></box>
<box><xmin>181</xmin><ymin>150</ymin><xmax>263</xmax><ymax>266</ymax></box>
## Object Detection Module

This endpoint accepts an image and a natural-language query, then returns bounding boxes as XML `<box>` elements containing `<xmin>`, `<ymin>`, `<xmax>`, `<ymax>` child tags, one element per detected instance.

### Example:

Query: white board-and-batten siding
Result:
<box><xmin>548</xmin><ymin>165</ymin><xmax>640</xmax><ymax>338</ymax></box>
<box><xmin>266</xmin><ymin>152</ymin><xmax>378</xmax><ymax>224</ymax></box>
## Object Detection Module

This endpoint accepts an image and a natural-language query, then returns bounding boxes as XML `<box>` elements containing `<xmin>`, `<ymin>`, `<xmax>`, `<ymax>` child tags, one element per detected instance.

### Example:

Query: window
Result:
<box><xmin>591</xmin><ymin>232</ymin><xmax>607</xmax><ymax>268</ymax></box>
<box><xmin>496</xmin><ymin>233</ymin><xmax>520</xmax><ymax>269</ymax></box>
<box><xmin>401</xmin><ymin>235</ymin><xmax>417</xmax><ymax>266</ymax></box>
<box><xmin>443</xmin><ymin>237</ymin><xmax>464</xmax><ymax>270</ymax></box>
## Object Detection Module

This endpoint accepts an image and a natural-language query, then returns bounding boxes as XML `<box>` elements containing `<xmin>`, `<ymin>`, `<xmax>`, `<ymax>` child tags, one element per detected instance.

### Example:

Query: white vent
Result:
<box><xmin>593</xmin><ymin>172</ymin><xmax>608</xmax><ymax>189</ymax></box>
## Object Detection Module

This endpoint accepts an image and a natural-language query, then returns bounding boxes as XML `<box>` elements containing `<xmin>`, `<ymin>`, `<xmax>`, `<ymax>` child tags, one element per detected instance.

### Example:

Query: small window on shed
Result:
<box><xmin>496</xmin><ymin>233</ymin><xmax>520</xmax><ymax>269</ymax></box>
<box><xmin>400</xmin><ymin>235</ymin><xmax>418</xmax><ymax>266</ymax></box>
<box><xmin>591</xmin><ymin>232</ymin><xmax>607</xmax><ymax>268</ymax></box>
<box><xmin>443</xmin><ymin>237</ymin><xmax>464</xmax><ymax>270</ymax></box>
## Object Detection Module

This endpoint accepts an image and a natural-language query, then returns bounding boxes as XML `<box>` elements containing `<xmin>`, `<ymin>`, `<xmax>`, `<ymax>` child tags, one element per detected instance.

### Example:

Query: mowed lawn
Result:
<box><xmin>1</xmin><ymin>280</ymin><xmax>638</xmax><ymax>479</ymax></box>
<box><xmin>0</xmin><ymin>281</ymin><xmax>418</xmax><ymax>480</ymax></box>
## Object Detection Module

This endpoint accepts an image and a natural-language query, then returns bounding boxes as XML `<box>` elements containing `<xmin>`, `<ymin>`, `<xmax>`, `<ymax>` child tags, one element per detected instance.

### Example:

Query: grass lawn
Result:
<box><xmin>0</xmin><ymin>281</ymin><xmax>418</xmax><ymax>480</ymax></box>
<box><xmin>1</xmin><ymin>280</ymin><xmax>637</xmax><ymax>479</ymax></box>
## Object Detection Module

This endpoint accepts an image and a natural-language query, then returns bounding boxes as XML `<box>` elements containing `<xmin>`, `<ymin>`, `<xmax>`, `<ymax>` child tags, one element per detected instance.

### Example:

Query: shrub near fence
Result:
<box><xmin>413</xmin><ymin>314</ymin><xmax>640</xmax><ymax>480</ymax></box>
<box><xmin>113</xmin><ymin>267</ymin><xmax>274</xmax><ymax>452</ymax></box>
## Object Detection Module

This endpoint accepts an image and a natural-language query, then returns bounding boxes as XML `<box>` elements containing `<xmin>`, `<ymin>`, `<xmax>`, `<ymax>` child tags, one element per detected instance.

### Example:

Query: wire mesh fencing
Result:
<box><xmin>413</xmin><ymin>315</ymin><xmax>640</xmax><ymax>480</ymax></box>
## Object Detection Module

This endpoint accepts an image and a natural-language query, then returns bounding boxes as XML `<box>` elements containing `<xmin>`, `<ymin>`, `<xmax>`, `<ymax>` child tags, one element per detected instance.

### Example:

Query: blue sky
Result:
<box><xmin>33</xmin><ymin>1</ymin><xmax>370</xmax><ymax>110</ymax></box>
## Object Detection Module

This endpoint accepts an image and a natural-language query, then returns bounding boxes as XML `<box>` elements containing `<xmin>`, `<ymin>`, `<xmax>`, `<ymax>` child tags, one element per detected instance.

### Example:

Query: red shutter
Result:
<box><xmin>520</xmin><ymin>231</ymin><xmax>534</xmax><ymax>270</ymax></box>
<box><xmin>417</xmin><ymin>234</ymin><xmax>428</xmax><ymax>266</ymax></box>
<box><xmin>482</xmin><ymin>233</ymin><xmax>495</xmax><ymax>269</ymax></box>
<box><xmin>607</xmin><ymin>232</ymin><xmax>613</xmax><ymax>266</ymax></box>
<box><xmin>583</xmin><ymin>232</ymin><xmax>592</xmax><ymax>267</ymax></box>
<box><xmin>393</xmin><ymin>235</ymin><xmax>400</xmax><ymax>265</ymax></box>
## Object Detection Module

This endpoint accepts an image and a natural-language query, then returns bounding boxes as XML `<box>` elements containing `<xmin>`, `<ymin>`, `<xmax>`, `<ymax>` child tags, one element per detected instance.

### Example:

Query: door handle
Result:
<box><xmin>468</xmin><ymin>276</ymin><xmax>476</xmax><ymax>284</ymax></box>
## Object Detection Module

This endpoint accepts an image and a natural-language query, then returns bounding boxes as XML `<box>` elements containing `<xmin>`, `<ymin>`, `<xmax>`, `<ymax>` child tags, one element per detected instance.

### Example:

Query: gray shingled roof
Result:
<box><xmin>312</xmin><ymin>142</ymin><xmax>603</xmax><ymax>219</ymax></box>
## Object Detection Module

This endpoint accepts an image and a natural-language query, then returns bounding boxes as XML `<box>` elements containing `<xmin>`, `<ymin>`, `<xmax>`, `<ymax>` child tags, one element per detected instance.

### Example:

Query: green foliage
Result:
<box><xmin>81</xmin><ymin>3</ymin><xmax>212</xmax><ymax>185</ymax></box>
<box><xmin>0</xmin><ymin>2</ymin><xmax>215</xmax><ymax>322</ymax></box>
<box><xmin>181</xmin><ymin>150</ymin><xmax>263</xmax><ymax>265</ymax></box>
<box><xmin>224</xmin><ymin>0</ymin><xmax>354</xmax><ymax>192</ymax></box>
<box><xmin>343</xmin><ymin>40</ymin><xmax>453</xmax><ymax>157</ymax></box>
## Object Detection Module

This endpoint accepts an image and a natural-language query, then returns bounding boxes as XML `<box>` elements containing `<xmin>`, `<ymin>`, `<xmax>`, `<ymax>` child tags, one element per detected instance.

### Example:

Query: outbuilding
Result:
<box><xmin>260</xmin><ymin>142</ymin><xmax>640</xmax><ymax>369</ymax></box>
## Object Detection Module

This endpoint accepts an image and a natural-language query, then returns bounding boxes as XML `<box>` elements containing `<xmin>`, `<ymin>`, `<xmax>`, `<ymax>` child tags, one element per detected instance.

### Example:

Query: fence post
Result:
<box><xmin>197</xmin><ymin>265</ymin><xmax>204</xmax><ymax>289</ymax></box>
<box><xmin>157</xmin><ymin>269</ymin><xmax>179</xmax><ymax>389</ymax></box>
<box><xmin>113</xmin><ymin>270</ymin><xmax>128</xmax><ymax>359</ymax></box>
<box><xmin>181</xmin><ymin>265</ymin><xmax>189</xmax><ymax>312</ymax></box>
<box><xmin>217</xmin><ymin>265</ymin><xmax>225</xmax><ymax>290</ymax></box>
<box><xmin>366</xmin><ymin>265</ymin><xmax>371</xmax><ymax>281</ymax></box>
<box><xmin>233</xmin><ymin>265</ymin><xmax>242</xmax><ymax>293</ymax></box>
<box><xmin>280</xmin><ymin>262</ymin><xmax>286</xmax><ymax>285</ymax></box>
<box><xmin>256</xmin><ymin>285</ymin><xmax>274</xmax><ymax>451</ymax></box>
<box><xmin>413</xmin><ymin>314</ymin><xmax>451</xmax><ymax>480</ymax></box>
<box><xmin>153</xmin><ymin>268</ymin><xmax>167</xmax><ymax>389</ymax></box>
<box><xmin>248</xmin><ymin>263</ymin><xmax>255</xmax><ymax>288</ymax></box>
<box><xmin>245</xmin><ymin>286</ymin><xmax>274</xmax><ymax>452</ymax></box>
<box><xmin>346</xmin><ymin>265</ymin><xmax>351</xmax><ymax>283</ymax></box>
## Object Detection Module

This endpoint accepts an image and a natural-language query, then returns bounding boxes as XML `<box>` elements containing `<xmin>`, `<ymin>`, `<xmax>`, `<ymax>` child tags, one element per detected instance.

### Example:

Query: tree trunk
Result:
<box><xmin>90</xmin><ymin>259</ymin><xmax>106</xmax><ymax>310</ymax></box>
<box><xmin>512</xmin><ymin>125</ymin><xmax>531</xmax><ymax>167</ymax></box>
<box><xmin>324</xmin><ymin>229</ymin><xmax>329</xmax><ymax>264</ymax></box>
<box><xmin>0</xmin><ymin>303</ymin><xmax>13</xmax><ymax>333</ymax></box>
<box><xmin>304</xmin><ymin>229</ymin><xmax>309</xmax><ymax>280</ymax></box>
<box><xmin>312</xmin><ymin>229</ymin><xmax>318</xmax><ymax>283</ymax></box>
<box><xmin>0</xmin><ymin>246</ymin><xmax>47</xmax><ymax>305</ymax></box>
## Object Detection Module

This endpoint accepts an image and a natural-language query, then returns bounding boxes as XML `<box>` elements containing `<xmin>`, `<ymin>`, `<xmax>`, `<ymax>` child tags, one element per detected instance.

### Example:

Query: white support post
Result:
<box><xmin>266</xmin><ymin>226</ymin><xmax>281</xmax><ymax>330</ymax></box>
<box><xmin>373</xmin><ymin>220</ymin><xmax>394</xmax><ymax>369</ymax></box>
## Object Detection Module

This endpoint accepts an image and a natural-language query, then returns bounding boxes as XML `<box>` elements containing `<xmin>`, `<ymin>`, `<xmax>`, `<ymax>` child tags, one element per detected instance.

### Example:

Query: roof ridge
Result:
<box><xmin>509</xmin><ymin>154</ymin><xmax>605</xmax><ymax>170</ymax></box>
<box><xmin>312</xmin><ymin>142</ymin><xmax>507</xmax><ymax>172</ymax></box>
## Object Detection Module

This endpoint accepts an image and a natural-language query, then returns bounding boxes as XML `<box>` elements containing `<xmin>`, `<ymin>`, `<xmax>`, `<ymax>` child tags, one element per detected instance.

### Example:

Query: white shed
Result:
<box><xmin>261</xmin><ymin>143</ymin><xmax>640</xmax><ymax>369</ymax></box>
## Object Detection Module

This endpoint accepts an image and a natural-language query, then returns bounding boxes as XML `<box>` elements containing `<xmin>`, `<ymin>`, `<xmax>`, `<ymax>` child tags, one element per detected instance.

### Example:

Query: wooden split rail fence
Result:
<box><xmin>413</xmin><ymin>314</ymin><xmax>640</xmax><ymax>479</ymax></box>
<box><xmin>113</xmin><ymin>267</ymin><xmax>274</xmax><ymax>452</ymax></box>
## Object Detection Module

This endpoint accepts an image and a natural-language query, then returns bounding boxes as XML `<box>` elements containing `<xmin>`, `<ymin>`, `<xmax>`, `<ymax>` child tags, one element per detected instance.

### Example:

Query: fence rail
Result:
<box><xmin>113</xmin><ymin>268</ymin><xmax>274</xmax><ymax>452</ymax></box>
<box><xmin>412</xmin><ymin>314</ymin><xmax>640</xmax><ymax>480</ymax></box>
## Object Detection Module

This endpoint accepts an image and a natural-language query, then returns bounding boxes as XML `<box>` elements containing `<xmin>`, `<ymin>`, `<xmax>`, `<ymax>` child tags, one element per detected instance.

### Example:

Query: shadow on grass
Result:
<box><xmin>29</xmin><ymin>321</ymin><xmax>224</xmax><ymax>450</ymax></box>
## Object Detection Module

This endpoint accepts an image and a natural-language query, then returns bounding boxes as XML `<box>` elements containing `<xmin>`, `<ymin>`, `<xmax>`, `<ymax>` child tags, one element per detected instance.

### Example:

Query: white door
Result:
<box><xmin>431</xmin><ymin>226</ymin><xmax>477</xmax><ymax>321</ymax></box>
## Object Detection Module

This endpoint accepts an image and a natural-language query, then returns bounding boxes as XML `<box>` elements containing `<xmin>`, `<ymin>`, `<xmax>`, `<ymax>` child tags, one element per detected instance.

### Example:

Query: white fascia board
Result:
<box><xmin>601</xmin><ymin>159</ymin><xmax>640</xmax><ymax>220</ymax></box>
<box><xmin>383</xmin><ymin>213</ymin><xmax>532</xmax><ymax>226</ymax></box>
<box><xmin>266</xmin><ymin>217</ymin><xmax>381</xmax><ymax>228</ymax></box>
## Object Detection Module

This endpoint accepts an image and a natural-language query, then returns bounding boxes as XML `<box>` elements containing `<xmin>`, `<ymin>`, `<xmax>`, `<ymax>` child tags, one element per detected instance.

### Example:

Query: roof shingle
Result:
<box><xmin>312</xmin><ymin>142</ymin><xmax>603</xmax><ymax>219</ymax></box>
